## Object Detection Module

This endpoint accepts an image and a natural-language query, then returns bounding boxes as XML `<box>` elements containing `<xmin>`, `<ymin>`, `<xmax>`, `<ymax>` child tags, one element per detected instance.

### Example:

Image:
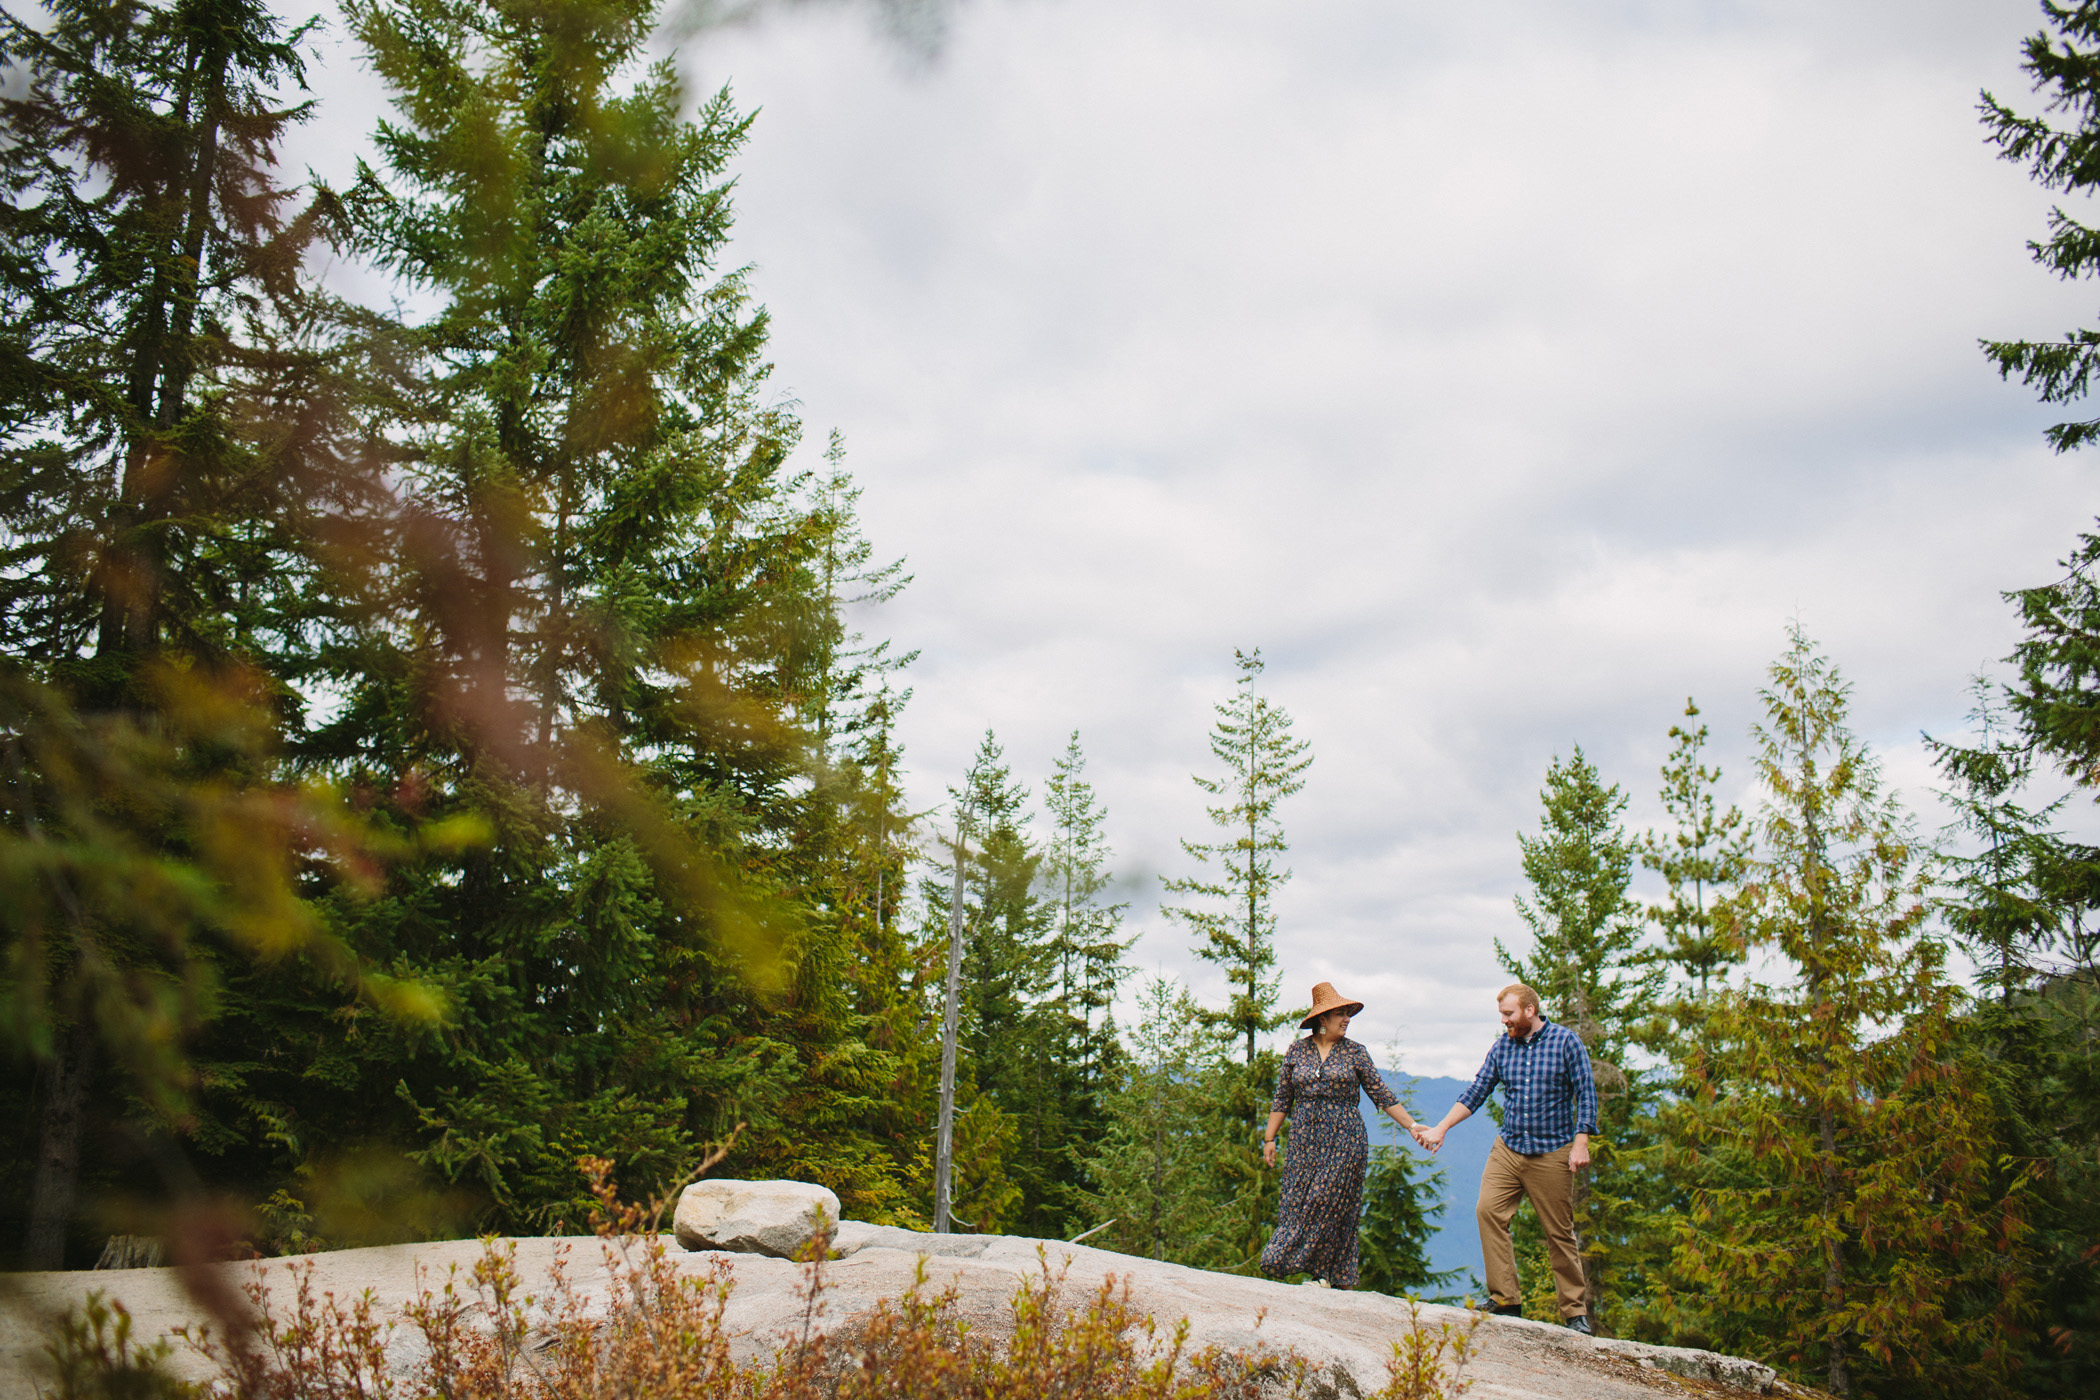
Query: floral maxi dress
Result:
<box><xmin>1259</xmin><ymin>1036</ymin><xmax>1399</xmax><ymax>1289</ymax></box>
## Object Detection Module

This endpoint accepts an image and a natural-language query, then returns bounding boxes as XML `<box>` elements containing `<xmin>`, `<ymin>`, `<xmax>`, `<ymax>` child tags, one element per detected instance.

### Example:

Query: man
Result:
<box><xmin>1416</xmin><ymin>983</ymin><xmax>1597</xmax><ymax>1334</ymax></box>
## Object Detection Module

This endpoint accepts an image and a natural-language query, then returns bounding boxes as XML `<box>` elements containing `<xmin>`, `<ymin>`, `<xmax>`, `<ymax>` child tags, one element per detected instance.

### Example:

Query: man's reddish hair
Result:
<box><xmin>1498</xmin><ymin>983</ymin><xmax>1541</xmax><ymax>1013</ymax></box>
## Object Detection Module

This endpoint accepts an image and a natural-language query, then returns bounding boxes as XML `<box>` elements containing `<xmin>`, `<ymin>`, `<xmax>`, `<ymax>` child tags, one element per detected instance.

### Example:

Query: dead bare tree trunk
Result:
<box><xmin>933</xmin><ymin>818</ymin><xmax>969</xmax><ymax>1233</ymax></box>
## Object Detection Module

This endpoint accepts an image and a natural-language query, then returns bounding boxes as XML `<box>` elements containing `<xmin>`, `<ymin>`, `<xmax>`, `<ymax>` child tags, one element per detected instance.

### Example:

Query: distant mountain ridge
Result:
<box><xmin>1361</xmin><ymin>1071</ymin><xmax>1491</xmax><ymax>1288</ymax></box>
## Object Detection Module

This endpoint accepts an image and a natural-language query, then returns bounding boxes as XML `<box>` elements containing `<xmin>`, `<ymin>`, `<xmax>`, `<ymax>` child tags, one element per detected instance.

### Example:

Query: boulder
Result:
<box><xmin>673</xmin><ymin>1178</ymin><xmax>840</xmax><ymax>1258</ymax></box>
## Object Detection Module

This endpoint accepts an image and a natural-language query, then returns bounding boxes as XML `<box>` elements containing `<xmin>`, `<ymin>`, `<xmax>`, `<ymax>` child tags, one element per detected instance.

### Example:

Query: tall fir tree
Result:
<box><xmin>1161</xmin><ymin>647</ymin><xmax>1311</xmax><ymax>1271</ymax></box>
<box><xmin>1614</xmin><ymin>700</ymin><xmax>1754</xmax><ymax>1338</ymax></box>
<box><xmin>0</xmin><ymin>0</ymin><xmax>341</xmax><ymax>687</ymax></box>
<box><xmin>1660</xmin><ymin>627</ymin><xmax>2031</xmax><ymax>1399</ymax></box>
<box><xmin>1929</xmin><ymin>683</ymin><xmax>2100</xmax><ymax>1397</ymax></box>
<box><xmin>749</xmin><ymin>429</ymin><xmax>923</xmax><ymax>1220</ymax></box>
<box><xmin>1638</xmin><ymin>701</ymin><xmax>1751</xmax><ymax>1001</ymax></box>
<box><xmin>918</xmin><ymin>731</ymin><xmax>1059</xmax><ymax>1232</ymax></box>
<box><xmin>1952</xmin><ymin>536</ymin><xmax>2100</xmax><ymax>1392</ymax></box>
<box><xmin>1927</xmin><ymin>680</ymin><xmax>2072</xmax><ymax>1000</ymax></box>
<box><xmin>1981</xmin><ymin>1</ymin><xmax>2100</xmax><ymax>454</ymax></box>
<box><xmin>820</xmin><ymin>682</ymin><xmax>935</xmax><ymax>1224</ymax></box>
<box><xmin>766</xmin><ymin>441</ymin><xmax>922</xmax><ymax>1221</ymax></box>
<box><xmin>1965</xmin><ymin>10</ymin><xmax>2100</xmax><ymax>1384</ymax></box>
<box><xmin>185</xmin><ymin>0</ymin><xmax>921</xmax><ymax>1235</ymax></box>
<box><xmin>1039</xmin><ymin>732</ymin><xmax>1133</xmax><ymax>1222</ymax></box>
<box><xmin>966</xmin><ymin>733</ymin><xmax>1054</xmax><ymax>1232</ymax></box>
<box><xmin>0</xmin><ymin>0</ymin><xmax>387</xmax><ymax>1268</ymax></box>
<box><xmin>0</xmin><ymin>0</ymin><xmax>933</xmax><ymax>1263</ymax></box>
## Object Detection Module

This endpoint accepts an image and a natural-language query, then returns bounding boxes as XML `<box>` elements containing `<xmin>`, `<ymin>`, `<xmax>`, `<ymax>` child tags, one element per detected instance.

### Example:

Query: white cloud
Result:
<box><xmin>683</xmin><ymin>0</ymin><xmax>2097</xmax><ymax>1075</ymax></box>
<box><xmin>287</xmin><ymin>0</ymin><xmax>2100</xmax><ymax>1077</ymax></box>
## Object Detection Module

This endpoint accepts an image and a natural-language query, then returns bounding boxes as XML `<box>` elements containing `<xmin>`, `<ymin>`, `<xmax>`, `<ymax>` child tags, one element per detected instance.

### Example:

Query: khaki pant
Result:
<box><xmin>1476</xmin><ymin>1137</ymin><xmax>1587</xmax><ymax>1318</ymax></box>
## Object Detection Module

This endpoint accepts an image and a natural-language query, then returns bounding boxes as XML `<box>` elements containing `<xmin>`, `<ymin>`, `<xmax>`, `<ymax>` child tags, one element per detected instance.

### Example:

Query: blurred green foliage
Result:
<box><xmin>0</xmin><ymin>0</ymin><xmax>926</xmax><ymax>1266</ymax></box>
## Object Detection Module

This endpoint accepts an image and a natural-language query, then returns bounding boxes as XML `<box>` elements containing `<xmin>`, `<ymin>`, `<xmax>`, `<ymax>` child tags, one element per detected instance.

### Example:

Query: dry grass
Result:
<box><xmin>36</xmin><ymin>1161</ymin><xmax>1483</xmax><ymax>1400</ymax></box>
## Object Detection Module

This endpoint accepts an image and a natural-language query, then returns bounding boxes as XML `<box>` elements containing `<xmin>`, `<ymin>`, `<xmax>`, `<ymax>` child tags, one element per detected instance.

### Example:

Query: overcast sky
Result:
<box><xmin>295</xmin><ymin>0</ymin><xmax>2100</xmax><ymax>1077</ymax></box>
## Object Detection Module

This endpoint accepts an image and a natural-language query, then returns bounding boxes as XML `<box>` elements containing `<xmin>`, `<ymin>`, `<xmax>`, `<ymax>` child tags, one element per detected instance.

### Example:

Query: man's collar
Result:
<box><xmin>1509</xmin><ymin>1016</ymin><xmax>1553</xmax><ymax>1044</ymax></box>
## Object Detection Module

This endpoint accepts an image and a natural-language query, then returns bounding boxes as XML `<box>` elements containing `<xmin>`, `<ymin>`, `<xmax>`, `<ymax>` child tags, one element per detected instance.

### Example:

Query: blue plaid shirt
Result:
<box><xmin>1456</xmin><ymin>1017</ymin><xmax>1598</xmax><ymax>1155</ymax></box>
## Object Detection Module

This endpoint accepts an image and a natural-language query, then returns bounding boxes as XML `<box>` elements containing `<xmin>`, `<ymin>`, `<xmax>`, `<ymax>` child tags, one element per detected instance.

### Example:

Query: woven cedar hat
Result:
<box><xmin>1299</xmin><ymin>981</ymin><xmax>1364</xmax><ymax>1031</ymax></box>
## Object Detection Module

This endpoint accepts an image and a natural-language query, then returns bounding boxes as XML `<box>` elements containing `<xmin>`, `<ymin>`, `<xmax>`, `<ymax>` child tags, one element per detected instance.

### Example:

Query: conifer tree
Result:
<box><xmin>1078</xmin><ymin>976</ymin><xmax>1235</xmax><ymax>1267</ymax></box>
<box><xmin>0</xmin><ymin>0</ymin><xmax>340</xmax><ymax>685</ymax></box>
<box><xmin>1639</xmin><ymin>702</ymin><xmax>1752</xmax><ymax>1000</ymax></box>
<box><xmin>1499</xmin><ymin>747</ymin><xmax>1660</xmax><ymax>1326</ymax></box>
<box><xmin>1927</xmin><ymin>684</ymin><xmax>2100</xmax><ymax>1397</ymax></box>
<box><xmin>950</xmin><ymin>733</ymin><xmax>1049</xmax><ymax>1079</ymax></box>
<box><xmin>1982</xmin><ymin>2</ymin><xmax>2100</xmax><ymax>453</ymax></box>
<box><xmin>1967</xmin><ymin>13</ymin><xmax>2100</xmax><ymax>1383</ymax></box>
<box><xmin>1041</xmin><ymin>732</ymin><xmax>1134</xmax><ymax>1185</ymax></box>
<box><xmin>1356</xmin><ymin>1141</ymin><xmax>1459</xmax><ymax>1300</ymax></box>
<box><xmin>1164</xmin><ymin>650</ymin><xmax>1310</xmax><ymax>1066</ymax></box>
<box><xmin>917</xmin><ymin>732</ymin><xmax>1061</xmax><ymax>1232</ymax></box>
<box><xmin>1614</xmin><ymin>701</ymin><xmax>1753</xmax><ymax>1336</ymax></box>
<box><xmin>915</xmin><ymin>732</ymin><xmax>1138</xmax><ymax>1236</ymax></box>
<box><xmin>823</xmin><ymin>684</ymin><xmax>934</xmax><ymax>1222</ymax></box>
<box><xmin>1927</xmin><ymin>680</ymin><xmax>2072</xmax><ymax>1001</ymax></box>
<box><xmin>0</xmin><ymin>0</ymin><xmax>929</xmax><ymax>1261</ymax></box>
<box><xmin>1162</xmin><ymin>647</ymin><xmax>1311</xmax><ymax>1270</ymax></box>
<box><xmin>1947</xmin><ymin>561</ymin><xmax>2100</xmax><ymax>1394</ymax></box>
<box><xmin>0</xmin><ymin>0</ymin><xmax>377</xmax><ymax>1268</ymax></box>
<box><xmin>774</xmin><ymin>439</ymin><xmax>923</xmax><ymax>1220</ymax></box>
<box><xmin>206</xmin><ymin>0</ymin><xmax>918</xmax><ymax>1233</ymax></box>
<box><xmin>1662</xmin><ymin>627</ymin><xmax>2031</xmax><ymax>1398</ymax></box>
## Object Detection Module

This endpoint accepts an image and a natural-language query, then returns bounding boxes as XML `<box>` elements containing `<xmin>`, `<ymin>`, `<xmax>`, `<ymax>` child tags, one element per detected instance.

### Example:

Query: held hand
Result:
<box><xmin>1262</xmin><ymin>1139</ymin><xmax>1277</xmax><ymax>1169</ymax></box>
<box><xmin>1568</xmin><ymin>1139</ymin><xmax>1590</xmax><ymax>1173</ymax></box>
<box><xmin>1416</xmin><ymin>1125</ymin><xmax>1445</xmax><ymax>1153</ymax></box>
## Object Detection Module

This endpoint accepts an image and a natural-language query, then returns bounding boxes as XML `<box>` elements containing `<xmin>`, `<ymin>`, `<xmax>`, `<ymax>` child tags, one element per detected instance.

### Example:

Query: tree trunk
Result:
<box><xmin>154</xmin><ymin>33</ymin><xmax>224</xmax><ymax>432</ymax></box>
<box><xmin>933</xmin><ymin>825</ymin><xmax>968</xmax><ymax>1233</ymax></box>
<box><xmin>1819</xmin><ymin>1101</ymin><xmax>1851</xmax><ymax>1396</ymax></box>
<box><xmin>1244</xmin><ymin>812</ymin><xmax>1258</xmax><ymax>1066</ymax></box>
<box><xmin>1800</xmin><ymin>795</ymin><xmax>1849</xmax><ymax>1397</ymax></box>
<box><xmin>1149</xmin><ymin>1066</ymin><xmax>1165</xmax><ymax>1260</ymax></box>
<box><xmin>100</xmin><ymin>29</ymin><xmax>229</xmax><ymax>663</ymax></box>
<box><xmin>24</xmin><ymin>1022</ymin><xmax>94</xmax><ymax>1270</ymax></box>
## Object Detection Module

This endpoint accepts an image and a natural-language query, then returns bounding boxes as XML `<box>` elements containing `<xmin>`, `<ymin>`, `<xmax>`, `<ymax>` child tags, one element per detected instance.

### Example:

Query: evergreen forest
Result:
<box><xmin>4</xmin><ymin>3</ymin><xmax>2100</xmax><ymax>1398</ymax></box>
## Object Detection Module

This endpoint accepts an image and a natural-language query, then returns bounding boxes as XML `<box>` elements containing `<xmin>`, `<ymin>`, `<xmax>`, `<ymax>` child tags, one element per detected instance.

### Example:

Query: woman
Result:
<box><xmin>1259</xmin><ymin>981</ymin><xmax>1422</xmax><ymax>1290</ymax></box>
